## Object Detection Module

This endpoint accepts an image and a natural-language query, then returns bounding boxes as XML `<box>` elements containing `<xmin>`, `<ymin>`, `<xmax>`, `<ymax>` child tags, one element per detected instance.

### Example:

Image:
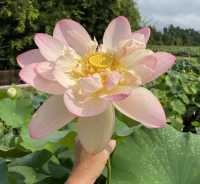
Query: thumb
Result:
<box><xmin>105</xmin><ymin>139</ymin><xmax>116</xmax><ymax>154</ymax></box>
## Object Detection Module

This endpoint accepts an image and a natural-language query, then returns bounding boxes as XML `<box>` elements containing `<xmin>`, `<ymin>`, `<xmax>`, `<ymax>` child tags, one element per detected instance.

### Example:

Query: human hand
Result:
<box><xmin>65</xmin><ymin>137</ymin><xmax>116</xmax><ymax>184</ymax></box>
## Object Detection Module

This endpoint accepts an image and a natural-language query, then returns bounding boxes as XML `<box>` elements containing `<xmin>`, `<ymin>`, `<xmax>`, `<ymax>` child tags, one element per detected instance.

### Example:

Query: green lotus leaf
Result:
<box><xmin>113</xmin><ymin>117</ymin><xmax>142</xmax><ymax>137</ymax></box>
<box><xmin>31</xmin><ymin>94</ymin><xmax>51</xmax><ymax>108</ymax></box>
<box><xmin>20</xmin><ymin>122</ymin><xmax>77</xmax><ymax>149</ymax></box>
<box><xmin>153</xmin><ymin>89</ymin><xmax>166</xmax><ymax>99</ymax></box>
<box><xmin>0</xmin><ymin>97</ymin><xmax>34</xmax><ymax>128</ymax></box>
<box><xmin>165</xmin><ymin>75</ymin><xmax>179</xmax><ymax>87</ymax></box>
<box><xmin>171</xmin><ymin>99</ymin><xmax>186</xmax><ymax>115</ymax></box>
<box><xmin>164</xmin><ymin>108</ymin><xmax>175</xmax><ymax>122</ymax></box>
<box><xmin>0</xmin><ymin>157</ymin><xmax>8</xmax><ymax>184</ymax></box>
<box><xmin>170</xmin><ymin>118</ymin><xmax>184</xmax><ymax>131</ymax></box>
<box><xmin>0</xmin><ymin>89</ymin><xmax>8</xmax><ymax>101</ymax></box>
<box><xmin>111</xmin><ymin>125</ymin><xmax>200</xmax><ymax>184</ymax></box>
<box><xmin>187</xmin><ymin>106</ymin><xmax>198</xmax><ymax>115</ymax></box>
<box><xmin>8</xmin><ymin>150</ymin><xmax>60</xmax><ymax>184</ymax></box>
<box><xmin>0</xmin><ymin>147</ymin><xmax>30</xmax><ymax>159</ymax></box>
<box><xmin>181</xmin><ymin>94</ymin><xmax>190</xmax><ymax>104</ymax></box>
<box><xmin>170</xmin><ymin>85</ymin><xmax>183</xmax><ymax>94</ymax></box>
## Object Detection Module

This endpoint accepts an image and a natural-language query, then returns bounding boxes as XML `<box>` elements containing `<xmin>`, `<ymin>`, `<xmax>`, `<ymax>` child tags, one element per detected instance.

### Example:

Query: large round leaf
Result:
<box><xmin>8</xmin><ymin>150</ymin><xmax>60</xmax><ymax>184</ymax></box>
<box><xmin>0</xmin><ymin>97</ymin><xmax>34</xmax><ymax>128</ymax></box>
<box><xmin>20</xmin><ymin>122</ymin><xmax>77</xmax><ymax>149</ymax></box>
<box><xmin>0</xmin><ymin>157</ymin><xmax>8</xmax><ymax>184</ymax></box>
<box><xmin>111</xmin><ymin>125</ymin><xmax>200</xmax><ymax>184</ymax></box>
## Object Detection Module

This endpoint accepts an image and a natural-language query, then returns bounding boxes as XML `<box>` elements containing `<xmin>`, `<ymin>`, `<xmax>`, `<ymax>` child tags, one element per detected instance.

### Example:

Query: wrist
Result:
<box><xmin>65</xmin><ymin>166</ymin><xmax>96</xmax><ymax>184</ymax></box>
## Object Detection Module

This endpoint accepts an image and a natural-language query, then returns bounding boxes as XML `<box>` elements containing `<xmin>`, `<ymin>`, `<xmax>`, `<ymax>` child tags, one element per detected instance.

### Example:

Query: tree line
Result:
<box><xmin>0</xmin><ymin>0</ymin><xmax>140</xmax><ymax>70</ymax></box>
<box><xmin>148</xmin><ymin>24</ymin><xmax>200</xmax><ymax>46</ymax></box>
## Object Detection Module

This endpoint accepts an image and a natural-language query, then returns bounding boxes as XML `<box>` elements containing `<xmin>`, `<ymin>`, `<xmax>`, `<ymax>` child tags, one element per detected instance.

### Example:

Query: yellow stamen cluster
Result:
<box><xmin>76</xmin><ymin>52</ymin><xmax>122</xmax><ymax>83</ymax></box>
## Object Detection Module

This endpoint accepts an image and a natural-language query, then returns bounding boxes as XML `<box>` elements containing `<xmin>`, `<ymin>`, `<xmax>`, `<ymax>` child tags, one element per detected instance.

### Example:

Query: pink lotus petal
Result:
<box><xmin>106</xmin><ymin>72</ymin><xmax>121</xmax><ymax>90</ymax></box>
<box><xmin>120</xmin><ymin>49</ymin><xmax>154</xmax><ymax>69</ymax></box>
<box><xmin>102</xmin><ymin>16</ymin><xmax>132</xmax><ymax>52</ymax></box>
<box><xmin>52</xmin><ymin>68</ymin><xmax>76</xmax><ymax>88</ymax></box>
<box><xmin>131</xmin><ymin>33</ymin><xmax>145</xmax><ymax>43</ymax></box>
<box><xmin>132</xmin><ymin>27</ymin><xmax>150</xmax><ymax>44</ymax></box>
<box><xmin>66</xmin><ymin>30</ymin><xmax>88</xmax><ymax>57</ymax></box>
<box><xmin>35</xmin><ymin>62</ymin><xmax>55</xmax><ymax>81</ymax></box>
<box><xmin>53</xmin><ymin>19</ymin><xmax>91</xmax><ymax>46</ymax></box>
<box><xmin>19</xmin><ymin>63</ymin><xmax>66</xmax><ymax>94</ymax></box>
<box><xmin>56</xmin><ymin>54</ymin><xmax>78</xmax><ymax>72</ymax></box>
<box><xmin>77</xmin><ymin>75</ymin><xmax>103</xmax><ymax>95</ymax></box>
<box><xmin>146</xmin><ymin>52</ymin><xmax>176</xmax><ymax>83</ymax></box>
<box><xmin>144</xmin><ymin>56</ymin><xmax>157</xmax><ymax>70</ymax></box>
<box><xmin>29</xmin><ymin>95</ymin><xmax>75</xmax><ymax>139</ymax></box>
<box><xmin>35</xmin><ymin>33</ymin><xmax>65</xmax><ymax>61</ymax></box>
<box><xmin>113</xmin><ymin>86</ymin><xmax>166</xmax><ymax>128</ymax></box>
<box><xmin>17</xmin><ymin>49</ymin><xmax>46</xmax><ymax>68</ymax></box>
<box><xmin>64</xmin><ymin>86</ymin><xmax>109</xmax><ymax>117</ymax></box>
<box><xmin>122</xmin><ymin>69</ymin><xmax>138</xmax><ymax>86</ymax></box>
<box><xmin>132</xmin><ymin>64</ymin><xmax>154</xmax><ymax>84</ymax></box>
<box><xmin>100</xmin><ymin>86</ymin><xmax>132</xmax><ymax>101</ymax></box>
<box><xmin>108</xmin><ymin>48</ymin><xmax>126</xmax><ymax>57</ymax></box>
<box><xmin>78</xmin><ymin>102</ymin><xmax>115</xmax><ymax>154</ymax></box>
<box><xmin>118</xmin><ymin>39</ymin><xmax>146</xmax><ymax>57</ymax></box>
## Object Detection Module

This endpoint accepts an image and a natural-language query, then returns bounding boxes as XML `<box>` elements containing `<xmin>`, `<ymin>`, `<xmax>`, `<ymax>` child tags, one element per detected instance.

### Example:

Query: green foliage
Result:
<box><xmin>0</xmin><ymin>89</ymin><xmax>8</xmax><ymax>100</ymax></box>
<box><xmin>31</xmin><ymin>93</ymin><xmax>51</xmax><ymax>108</ymax></box>
<box><xmin>0</xmin><ymin>157</ymin><xmax>8</xmax><ymax>184</ymax></box>
<box><xmin>0</xmin><ymin>0</ymin><xmax>141</xmax><ymax>70</ymax></box>
<box><xmin>154</xmin><ymin>47</ymin><xmax>200</xmax><ymax>57</ymax></box>
<box><xmin>0</xmin><ymin>75</ymin><xmax>200</xmax><ymax>183</ymax></box>
<box><xmin>142</xmin><ymin>58</ymin><xmax>200</xmax><ymax>130</ymax></box>
<box><xmin>148</xmin><ymin>24</ymin><xmax>200</xmax><ymax>47</ymax></box>
<box><xmin>8</xmin><ymin>150</ymin><xmax>63</xmax><ymax>184</ymax></box>
<box><xmin>171</xmin><ymin>99</ymin><xmax>186</xmax><ymax>115</ymax></box>
<box><xmin>111</xmin><ymin>125</ymin><xmax>200</xmax><ymax>184</ymax></box>
<box><xmin>0</xmin><ymin>97</ymin><xmax>34</xmax><ymax>128</ymax></box>
<box><xmin>0</xmin><ymin>57</ymin><xmax>200</xmax><ymax>183</ymax></box>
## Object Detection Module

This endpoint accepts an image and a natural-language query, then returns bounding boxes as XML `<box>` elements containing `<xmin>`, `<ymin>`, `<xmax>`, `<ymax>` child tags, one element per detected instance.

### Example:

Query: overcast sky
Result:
<box><xmin>136</xmin><ymin>0</ymin><xmax>200</xmax><ymax>32</ymax></box>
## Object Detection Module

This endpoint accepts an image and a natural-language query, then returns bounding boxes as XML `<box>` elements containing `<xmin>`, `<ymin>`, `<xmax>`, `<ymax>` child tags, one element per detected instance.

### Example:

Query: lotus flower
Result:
<box><xmin>17</xmin><ymin>16</ymin><xmax>175</xmax><ymax>154</ymax></box>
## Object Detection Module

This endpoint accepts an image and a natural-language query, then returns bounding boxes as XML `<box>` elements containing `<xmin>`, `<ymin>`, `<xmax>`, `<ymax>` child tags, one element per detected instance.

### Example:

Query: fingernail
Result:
<box><xmin>110</xmin><ymin>139</ymin><xmax>116</xmax><ymax>147</ymax></box>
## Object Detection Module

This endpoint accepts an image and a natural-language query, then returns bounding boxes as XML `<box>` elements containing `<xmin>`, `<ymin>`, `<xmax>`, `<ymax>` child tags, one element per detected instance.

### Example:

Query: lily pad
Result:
<box><xmin>0</xmin><ymin>89</ymin><xmax>8</xmax><ymax>100</ymax></box>
<box><xmin>111</xmin><ymin>125</ymin><xmax>200</xmax><ymax>184</ymax></box>
<box><xmin>8</xmin><ymin>150</ymin><xmax>60</xmax><ymax>184</ymax></box>
<box><xmin>113</xmin><ymin>117</ymin><xmax>142</xmax><ymax>137</ymax></box>
<box><xmin>0</xmin><ymin>157</ymin><xmax>8</xmax><ymax>184</ymax></box>
<box><xmin>171</xmin><ymin>99</ymin><xmax>186</xmax><ymax>115</ymax></box>
<box><xmin>153</xmin><ymin>89</ymin><xmax>166</xmax><ymax>99</ymax></box>
<box><xmin>31</xmin><ymin>94</ymin><xmax>51</xmax><ymax>108</ymax></box>
<box><xmin>0</xmin><ymin>148</ymin><xmax>30</xmax><ymax>159</ymax></box>
<box><xmin>181</xmin><ymin>94</ymin><xmax>190</xmax><ymax>104</ymax></box>
<box><xmin>0</xmin><ymin>97</ymin><xmax>34</xmax><ymax>128</ymax></box>
<box><xmin>20</xmin><ymin>123</ymin><xmax>77</xmax><ymax>149</ymax></box>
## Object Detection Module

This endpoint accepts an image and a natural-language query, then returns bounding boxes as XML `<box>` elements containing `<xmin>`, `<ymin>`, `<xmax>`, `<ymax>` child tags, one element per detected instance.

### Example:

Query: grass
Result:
<box><xmin>147</xmin><ymin>45</ymin><xmax>200</xmax><ymax>49</ymax></box>
<box><xmin>176</xmin><ymin>56</ymin><xmax>197</xmax><ymax>61</ymax></box>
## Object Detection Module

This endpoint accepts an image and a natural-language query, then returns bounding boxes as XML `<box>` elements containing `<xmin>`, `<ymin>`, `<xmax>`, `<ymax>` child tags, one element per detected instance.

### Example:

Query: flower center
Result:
<box><xmin>89</xmin><ymin>54</ymin><xmax>114</xmax><ymax>68</ymax></box>
<box><xmin>75</xmin><ymin>52</ymin><xmax>122</xmax><ymax>76</ymax></box>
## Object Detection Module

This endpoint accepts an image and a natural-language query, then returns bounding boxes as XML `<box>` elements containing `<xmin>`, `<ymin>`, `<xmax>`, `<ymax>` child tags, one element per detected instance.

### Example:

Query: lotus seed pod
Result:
<box><xmin>7</xmin><ymin>87</ymin><xmax>17</xmax><ymax>98</ymax></box>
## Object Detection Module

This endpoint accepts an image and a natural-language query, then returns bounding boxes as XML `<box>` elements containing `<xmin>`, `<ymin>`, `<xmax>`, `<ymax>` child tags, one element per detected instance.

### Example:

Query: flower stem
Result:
<box><xmin>107</xmin><ymin>157</ymin><xmax>111</xmax><ymax>184</ymax></box>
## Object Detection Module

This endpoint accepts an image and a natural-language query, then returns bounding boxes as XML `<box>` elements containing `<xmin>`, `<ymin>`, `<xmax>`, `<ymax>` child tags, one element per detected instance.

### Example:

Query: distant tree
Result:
<box><xmin>163</xmin><ymin>33</ymin><xmax>175</xmax><ymax>45</ymax></box>
<box><xmin>148</xmin><ymin>24</ymin><xmax>200</xmax><ymax>47</ymax></box>
<box><xmin>181</xmin><ymin>32</ymin><xmax>188</xmax><ymax>46</ymax></box>
<box><xmin>192</xmin><ymin>35</ymin><xmax>200</xmax><ymax>46</ymax></box>
<box><xmin>163</xmin><ymin>27</ymin><xmax>168</xmax><ymax>34</ymax></box>
<box><xmin>0</xmin><ymin>0</ymin><xmax>141</xmax><ymax>70</ymax></box>
<box><xmin>175</xmin><ymin>37</ymin><xmax>183</xmax><ymax>46</ymax></box>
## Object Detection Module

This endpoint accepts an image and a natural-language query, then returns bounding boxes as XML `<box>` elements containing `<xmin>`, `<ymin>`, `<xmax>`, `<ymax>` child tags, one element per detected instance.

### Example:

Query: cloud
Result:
<box><xmin>136</xmin><ymin>0</ymin><xmax>200</xmax><ymax>31</ymax></box>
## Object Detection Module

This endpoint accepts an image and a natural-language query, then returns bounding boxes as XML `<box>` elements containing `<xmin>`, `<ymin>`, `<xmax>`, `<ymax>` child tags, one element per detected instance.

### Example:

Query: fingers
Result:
<box><xmin>74</xmin><ymin>136</ymin><xmax>116</xmax><ymax>155</ymax></box>
<box><xmin>105</xmin><ymin>140</ymin><xmax>116</xmax><ymax>154</ymax></box>
<box><xmin>74</xmin><ymin>136</ymin><xmax>79</xmax><ymax>146</ymax></box>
